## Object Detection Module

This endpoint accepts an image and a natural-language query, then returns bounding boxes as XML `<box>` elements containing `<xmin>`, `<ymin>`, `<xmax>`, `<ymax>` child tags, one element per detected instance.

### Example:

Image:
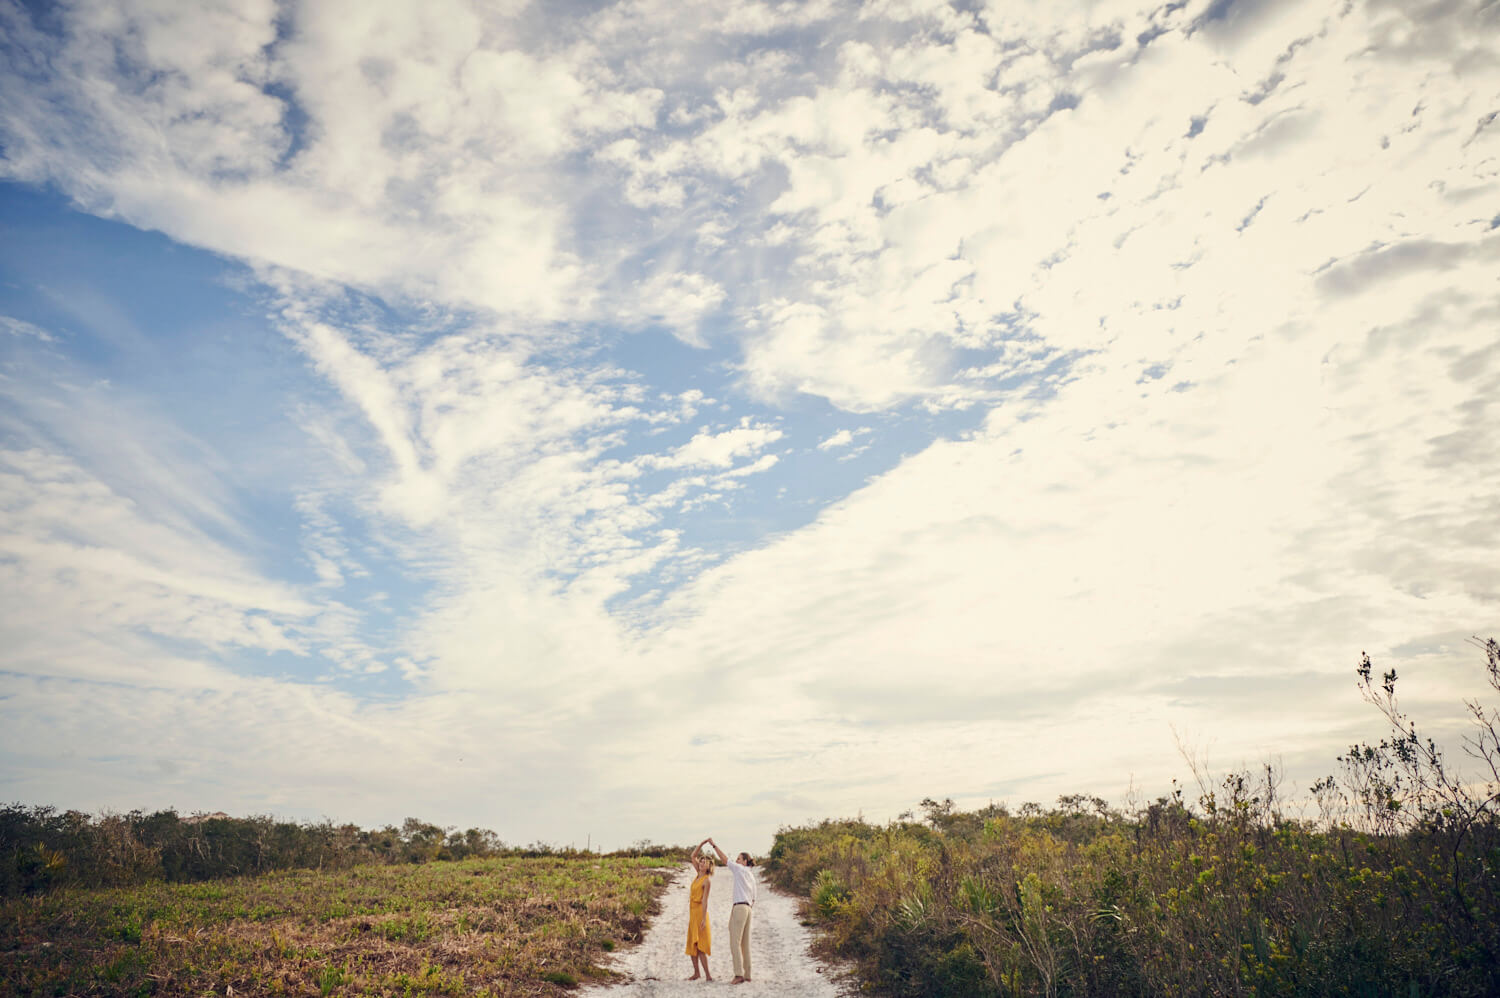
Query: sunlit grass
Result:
<box><xmin>1</xmin><ymin>856</ymin><xmax>671</xmax><ymax>996</ymax></box>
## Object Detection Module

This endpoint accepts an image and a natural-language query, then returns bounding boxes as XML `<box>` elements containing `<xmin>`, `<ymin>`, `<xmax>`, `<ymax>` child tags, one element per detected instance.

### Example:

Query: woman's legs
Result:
<box><xmin>685</xmin><ymin>951</ymin><xmax>712</xmax><ymax>980</ymax></box>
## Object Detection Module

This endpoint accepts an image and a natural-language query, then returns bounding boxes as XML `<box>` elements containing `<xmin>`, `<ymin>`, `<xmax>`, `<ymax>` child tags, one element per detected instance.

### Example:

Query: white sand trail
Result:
<box><xmin>582</xmin><ymin>864</ymin><xmax>848</xmax><ymax>997</ymax></box>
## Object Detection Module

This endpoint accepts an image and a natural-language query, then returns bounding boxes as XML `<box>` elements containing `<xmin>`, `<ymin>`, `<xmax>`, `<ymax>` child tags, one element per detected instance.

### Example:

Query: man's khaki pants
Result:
<box><xmin>729</xmin><ymin>902</ymin><xmax>753</xmax><ymax>979</ymax></box>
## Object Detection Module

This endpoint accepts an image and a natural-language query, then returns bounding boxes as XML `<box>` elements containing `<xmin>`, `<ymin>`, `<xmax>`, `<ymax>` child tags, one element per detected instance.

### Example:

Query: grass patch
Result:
<box><xmin>0</xmin><ymin>855</ymin><xmax>672</xmax><ymax>996</ymax></box>
<box><xmin>317</xmin><ymin>963</ymin><xmax>348</xmax><ymax>995</ymax></box>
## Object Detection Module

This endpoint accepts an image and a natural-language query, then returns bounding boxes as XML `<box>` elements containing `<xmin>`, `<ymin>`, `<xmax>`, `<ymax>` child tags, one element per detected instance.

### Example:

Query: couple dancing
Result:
<box><xmin>685</xmin><ymin>837</ymin><xmax>756</xmax><ymax>984</ymax></box>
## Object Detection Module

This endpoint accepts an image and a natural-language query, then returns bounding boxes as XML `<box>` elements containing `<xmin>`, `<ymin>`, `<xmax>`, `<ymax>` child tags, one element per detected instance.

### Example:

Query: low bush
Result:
<box><xmin>767</xmin><ymin>639</ymin><xmax>1500</xmax><ymax>997</ymax></box>
<box><xmin>0</xmin><ymin>808</ymin><xmax>689</xmax><ymax>897</ymax></box>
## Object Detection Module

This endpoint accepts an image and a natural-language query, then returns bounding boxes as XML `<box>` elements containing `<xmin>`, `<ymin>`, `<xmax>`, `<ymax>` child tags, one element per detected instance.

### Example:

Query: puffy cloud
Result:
<box><xmin>8</xmin><ymin>0</ymin><xmax>1491</xmax><ymax>412</ymax></box>
<box><xmin>817</xmin><ymin>428</ymin><xmax>854</xmax><ymax>450</ymax></box>
<box><xmin>660</xmin><ymin>418</ymin><xmax>784</xmax><ymax>469</ymax></box>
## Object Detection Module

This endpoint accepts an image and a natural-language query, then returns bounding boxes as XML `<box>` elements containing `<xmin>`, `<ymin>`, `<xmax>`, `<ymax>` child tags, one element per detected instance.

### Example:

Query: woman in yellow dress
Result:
<box><xmin>684</xmin><ymin>838</ymin><xmax>714</xmax><ymax>980</ymax></box>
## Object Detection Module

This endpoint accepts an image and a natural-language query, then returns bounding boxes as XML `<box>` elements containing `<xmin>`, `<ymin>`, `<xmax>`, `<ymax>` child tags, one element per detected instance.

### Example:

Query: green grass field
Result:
<box><xmin>0</xmin><ymin>855</ymin><xmax>671</xmax><ymax>997</ymax></box>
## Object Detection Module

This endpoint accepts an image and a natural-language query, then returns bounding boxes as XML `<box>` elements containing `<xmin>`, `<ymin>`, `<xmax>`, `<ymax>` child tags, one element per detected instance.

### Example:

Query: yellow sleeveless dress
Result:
<box><xmin>685</xmin><ymin>872</ymin><xmax>712</xmax><ymax>955</ymax></box>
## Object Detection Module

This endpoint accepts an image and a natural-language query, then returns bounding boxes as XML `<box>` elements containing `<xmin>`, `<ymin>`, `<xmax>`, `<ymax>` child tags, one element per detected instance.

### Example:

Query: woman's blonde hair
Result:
<box><xmin>697</xmin><ymin>854</ymin><xmax>715</xmax><ymax>875</ymax></box>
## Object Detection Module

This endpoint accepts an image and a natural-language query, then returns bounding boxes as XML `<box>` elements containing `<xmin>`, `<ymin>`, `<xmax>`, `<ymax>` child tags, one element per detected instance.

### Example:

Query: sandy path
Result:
<box><xmin>582</xmin><ymin>864</ymin><xmax>848</xmax><ymax>997</ymax></box>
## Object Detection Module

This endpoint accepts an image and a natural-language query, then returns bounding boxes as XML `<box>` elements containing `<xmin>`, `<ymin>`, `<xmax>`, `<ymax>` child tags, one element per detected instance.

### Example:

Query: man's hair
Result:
<box><xmin>738</xmin><ymin>852</ymin><xmax>755</xmax><ymax>867</ymax></box>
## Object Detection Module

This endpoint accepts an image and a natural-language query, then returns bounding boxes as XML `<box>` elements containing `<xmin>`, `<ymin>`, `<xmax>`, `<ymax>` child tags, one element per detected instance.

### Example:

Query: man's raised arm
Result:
<box><xmin>708</xmin><ymin>838</ymin><xmax>729</xmax><ymax>865</ymax></box>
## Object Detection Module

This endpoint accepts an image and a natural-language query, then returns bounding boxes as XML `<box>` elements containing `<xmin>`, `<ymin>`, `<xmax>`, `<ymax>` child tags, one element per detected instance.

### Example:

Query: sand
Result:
<box><xmin>581</xmin><ymin>863</ymin><xmax>849</xmax><ymax>997</ymax></box>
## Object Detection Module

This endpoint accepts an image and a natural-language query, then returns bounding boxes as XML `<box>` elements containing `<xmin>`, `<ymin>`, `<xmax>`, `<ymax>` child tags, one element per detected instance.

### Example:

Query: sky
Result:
<box><xmin>0</xmin><ymin>0</ymin><xmax>1497</xmax><ymax>852</ymax></box>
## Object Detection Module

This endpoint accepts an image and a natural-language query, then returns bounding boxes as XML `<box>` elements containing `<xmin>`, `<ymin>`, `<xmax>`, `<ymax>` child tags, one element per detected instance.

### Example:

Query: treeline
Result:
<box><xmin>766</xmin><ymin>639</ymin><xmax>1500</xmax><ymax>997</ymax></box>
<box><xmin>0</xmin><ymin>808</ymin><xmax>681</xmax><ymax>897</ymax></box>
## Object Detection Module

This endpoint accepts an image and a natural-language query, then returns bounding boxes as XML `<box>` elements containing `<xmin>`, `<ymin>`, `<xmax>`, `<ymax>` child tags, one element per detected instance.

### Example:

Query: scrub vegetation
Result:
<box><xmin>1</xmin><ymin>809</ymin><xmax>673</xmax><ymax>897</ymax></box>
<box><xmin>6</xmin><ymin>642</ymin><xmax>1495</xmax><ymax>997</ymax></box>
<box><xmin>0</xmin><ymin>853</ymin><xmax>677</xmax><ymax>996</ymax></box>
<box><xmin>767</xmin><ymin>639</ymin><xmax>1500</xmax><ymax>997</ymax></box>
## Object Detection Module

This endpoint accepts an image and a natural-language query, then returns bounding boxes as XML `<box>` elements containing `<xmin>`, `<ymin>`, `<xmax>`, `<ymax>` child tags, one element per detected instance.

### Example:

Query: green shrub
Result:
<box><xmin>811</xmin><ymin>869</ymin><xmax>851</xmax><ymax>917</ymax></box>
<box><xmin>0</xmin><ymin>804</ymin><xmax>692</xmax><ymax>897</ymax></box>
<box><xmin>767</xmin><ymin>639</ymin><xmax>1500</xmax><ymax>997</ymax></box>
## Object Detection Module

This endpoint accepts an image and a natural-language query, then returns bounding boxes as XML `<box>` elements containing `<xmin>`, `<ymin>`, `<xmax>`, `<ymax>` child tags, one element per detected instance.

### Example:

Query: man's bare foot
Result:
<box><xmin>731</xmin><ymin>977</ymin><xmax>746</xmax><ymax>984</ymax></box>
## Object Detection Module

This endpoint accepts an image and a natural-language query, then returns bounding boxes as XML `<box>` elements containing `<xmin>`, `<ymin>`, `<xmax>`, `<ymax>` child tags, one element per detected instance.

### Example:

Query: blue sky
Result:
<box><xmin>2</xmin><ymin>0</ymin><xmax>1497</xmax><ymax>851</ymax></box>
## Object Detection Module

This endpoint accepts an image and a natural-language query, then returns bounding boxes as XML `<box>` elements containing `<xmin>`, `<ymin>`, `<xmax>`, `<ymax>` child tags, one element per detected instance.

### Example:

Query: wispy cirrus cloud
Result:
<box><xmin>1</xmin><ymin>314</ymin><xmax>55</xmax><ymax>341</ymax></box>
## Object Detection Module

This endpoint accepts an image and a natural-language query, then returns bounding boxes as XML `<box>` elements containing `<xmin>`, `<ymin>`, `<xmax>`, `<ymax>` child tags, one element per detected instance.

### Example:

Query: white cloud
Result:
<box><xmin>294</xmin><ymin>491</ymin><xmax>366</xmax><ymax>589</ymax></box>
<box><xmin>0</xmin><ymin>438</ymin><xmax>312</xmax><ymax>684</ymax></box>
<box><xmin>817</xmin><ymin>426</ymin><xmax>871</xmax><ymax>451</ymax></box>
<box><xmin>1</xmin><ymin>314</ymin><xmax>56</xmax><ymax>341</ymax></box>
<box><xmin>610</xmin><ymin>272</ymin><xmax>1497</xmax><ymax>822</ymax></box>
<box><xmin>5</xmin><ymin>0</ymin><xmax>1496</xmax><ymax>414</ymax></box>
<box><xmin>659</xmin><ymin>417</ymin><xmax>784</xmax><ymax>469</ymax></box>
<box><xmin>617</xmin><ymin>270</ymin><xmax>727</xmax><ymax>345</ymax></box>
<box><xmin>817</xmin><ymin>428</ymin><xmax>855</xmax><ymax>450</ymax></box>
<box><xmin>1</xmin><ymin>0</ymin><xmax>1497</xmax><ymax>851</ymax></box>
<box><xmin>246</xmin><ymin>289</ymin><xmax>800</xmax><ymax>706</ymax></box>
<box><xmin>1</xmin><ymin>0</ymin><xmax>656</xmax><ymax>323</ymax></box>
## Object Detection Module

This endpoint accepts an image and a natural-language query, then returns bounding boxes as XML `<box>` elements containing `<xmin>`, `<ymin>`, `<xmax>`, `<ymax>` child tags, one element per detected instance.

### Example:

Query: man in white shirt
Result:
<box><xmin>708</xmin><ymin>837</ymin><xmax>756</xmax><ymax>984</ymax></box>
